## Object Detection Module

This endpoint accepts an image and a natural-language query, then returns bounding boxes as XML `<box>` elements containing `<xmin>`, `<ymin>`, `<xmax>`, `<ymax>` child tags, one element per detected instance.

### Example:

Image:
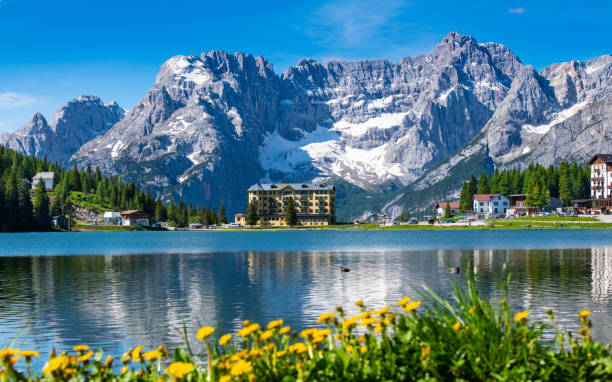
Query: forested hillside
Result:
<box><xmin>458</xmin><ymin>161</ymin><xmax>590</xmax><ymax>211</ymax></box>
<box><xmin>0</xmin><ymin>147</ymin><xmax>227</xmax><ymax>232</ymax></box>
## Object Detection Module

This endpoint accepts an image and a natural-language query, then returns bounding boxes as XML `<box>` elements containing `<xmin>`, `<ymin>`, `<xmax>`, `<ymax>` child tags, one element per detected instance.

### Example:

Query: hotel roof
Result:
<box><xmin>589</xmin><ymin>154</ymin><xmax>612</xmax><ymax>164</ymax></box>
<box><xmin>248</xmin><ymin>183</ymin><xmax>335</xmax><ymax>191</ymax></box>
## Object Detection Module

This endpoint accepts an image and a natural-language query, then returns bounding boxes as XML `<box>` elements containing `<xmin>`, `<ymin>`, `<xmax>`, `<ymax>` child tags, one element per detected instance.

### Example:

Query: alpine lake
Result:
<box><xmin>1</xmin><ymin>229</ymin><xmax>612</xmax><ymax>369</ymax></box>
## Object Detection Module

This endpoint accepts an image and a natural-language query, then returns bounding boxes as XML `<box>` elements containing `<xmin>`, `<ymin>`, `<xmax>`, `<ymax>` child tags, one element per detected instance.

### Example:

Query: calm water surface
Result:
<box><xmin>1</xmin><ymin>230</ymin><xmax>611</xmax><ymax>369</ymax></box>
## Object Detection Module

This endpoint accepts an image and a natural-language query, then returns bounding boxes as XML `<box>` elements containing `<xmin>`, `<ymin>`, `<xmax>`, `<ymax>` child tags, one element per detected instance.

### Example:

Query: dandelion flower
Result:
<box><xmin>316</xmin><ymin>328</ymin><xmax>331</xmax><ymax>337</ymax></box>
<box><xmin>230</xmin><ymin>359</ymin><xmax>253</xmax><ymax>376</ymax></box>
<box><xmin>105</xmin><ymin>356</ymin><xmax>114</xmax><ymax>366</ymax></box>
<box><xmin>276</xmin><ymin>350</ymin><xmax>287</xmax><ymax>358</ymax></box>
<box><xmin>19</xmin><ymin>350</ymin><xmax>39</xmax><ymax>359</ymax></box>
<box><xmin>0</xmin><ymin>348</ymin><xmax>19</xmax><ymax>359</ymax></box>
<box><xmin>242</xmin><ymin>320</ymin><xmax>251</xmax><ymax>327</ymax></box>
<box><xmin>267</xmin><ymin>319</ymin><xmax>283</xmax><ymax>329</ymax></box>
<box><xmin>453</xmin><ymin>322</ymin><xmax>462</xmax><ymax>331</ymax></box>
<box><xmin>514</xmin><ymin>310</ymin><xmax>529</xmax><ymax>322</ymax></box>
<box><xmin>579</xmin><ymin>310</ymin><xmax>591</xmax><ymax>318</ymax></box>
<box><xmin>355</xmin><ymin>300</ymin><xmax>364</xmax><ymax>307</ymax></box>
<box><xmin>142</xmin><ymin>350</ymin><xmax>160</xmax><ymax>361</ymax></box>
<box><xmin>165</xmin><ymin>362</ymin><xmax>194</xmax><ymax>379</ymax></box>
<box><xmin>220</xmin><ymin>376</ymin><xmax>231</xmax><ymax>382</ymax></box>
<box><xmin>43</xmin><ymin>356</ymin><xmax>65</xmax><ymax>374</ymax></box>
<box><xmin>131</xmin><ymin>346</ymin><xmax>144</xmax><ymax>362</ymax></box>
<box><xmin>279</xmin><ymin>326</ymin><xmax>291</xmax><ymax>335</ymax></box>
<box><xmin>374</xmin><ymin>306</ymin><xmax>390</xmax><ymax>315</ymax></box>
<box><xmin>73</xmin><ymin>345</ymin><xmax>89</xmax><ymax>352</ymax></box>
<box><xmin>249</xmin><ymin>374</ymin><xmax>256</xmax><ymax>382</ymax></box>
<box><xmin>300</xmin><ymin>328</ymin><xmax>316</xmax><ymax>338</ymax></box>
<box><xmin>260</xmin><ymin>330</ymin><xmax>273</xmax><ymax>341</ymax></box>
<box><xmin>359</xmin><ymin>317</ymin><xmax>378</xmax><ymax>327</ymax></box>
<box><xmin>219</xmin><ymin>334</ymin><xmax>233</xmax><ymax>346</ymax></box>
<box><xmin>403</xmin><ymin>300</ymin><xmax>421</xmax><ymax>312</ymax></box>
<box><xmin>317</xmin><ymin>312</ymin><xmax>335</xmax><ymax>323</ymax></box>
<box><xmin>360</xmin><ymin>346</ymin><xmax>367</xmax><ymax>354</ymax></box>
<box><xmin>346</xmin><ymin>345</ymin><xmax>354</xmax><ymax>353</ymax></box>
<box><xmin>197</xmin><ymin>326</ymin><xmax>215</xmax><ymax>340</ymax></box>
<box><xmin>396</xmin><ymin>297</ymin><xmax>411</xmax><ymax>306</ymax></box>
<box><xmin>76</xmin><ymin>350</ymin><xmax>93</xmax><ymax>363</ymax></box>
<box><xmin>312</xmin><ymin>336</ymin><xmax>325</xmax><ymax>344</ymax></box>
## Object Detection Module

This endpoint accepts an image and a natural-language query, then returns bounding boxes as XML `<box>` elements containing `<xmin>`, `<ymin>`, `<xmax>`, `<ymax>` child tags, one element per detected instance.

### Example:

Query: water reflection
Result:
<box><xmin>0</xmin><ymin>247</ymin><xmax>611</xmax><ymax>369</ymax></box>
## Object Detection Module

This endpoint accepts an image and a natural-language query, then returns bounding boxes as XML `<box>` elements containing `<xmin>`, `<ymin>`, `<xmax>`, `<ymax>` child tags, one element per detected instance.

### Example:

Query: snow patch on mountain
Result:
<box><xmin>332</xmin><ymin>113</ymin><xmax>408</xmax><ymax>136</ymax></box>
<box><xmin>522</xmin><ymin>102</ymin><xmax>587</xmax><ymax>134</ymax></box>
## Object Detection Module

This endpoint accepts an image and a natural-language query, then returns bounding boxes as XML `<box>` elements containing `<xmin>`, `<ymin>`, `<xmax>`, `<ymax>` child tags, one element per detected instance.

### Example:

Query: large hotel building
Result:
<box><xmin>235</xmin><ymin>182</ymin><xmax>336</xmax><ymax>226</ymax></box>
<box><xmin>572</xmin><ymin>154</ymin><xmax>612</xmax><ymax>211</ymax></box>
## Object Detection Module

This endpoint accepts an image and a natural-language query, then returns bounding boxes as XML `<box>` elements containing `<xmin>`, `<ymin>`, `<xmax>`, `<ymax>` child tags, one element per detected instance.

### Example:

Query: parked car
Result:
<box><xmin>443</xmin><ymin>219</ymin><xmax>455</xmax><ymax>223</ymax></box>
<box><xmin>409</xmin><ymin>218</ymin><xmax>418</xmax><ymax>224</ymax></box>
<box><xmin>229</xmin><ymin>223</ymin><xmax>242</xmax><ymax>228</ymax></box>
<box><xmin>206</xmin><ymin>225</ymin><xmax>217</xmax><ymax>229</ymax></box>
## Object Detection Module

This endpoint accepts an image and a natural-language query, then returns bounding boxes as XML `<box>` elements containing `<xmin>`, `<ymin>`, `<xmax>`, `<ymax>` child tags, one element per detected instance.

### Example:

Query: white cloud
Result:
<box><xmin>0</xmin><ymin>92</ymin><xmax>40</xmax><ymax>109</ymax></box>
<box><xmin>508</xmin><ymin>7</ymin><xmax>526</xmax><ymax>14</ymax></box>
<box><xmin>308</xmin><ymin>0</ymin><xmax>411</xmax><ymax>48</ymax></box>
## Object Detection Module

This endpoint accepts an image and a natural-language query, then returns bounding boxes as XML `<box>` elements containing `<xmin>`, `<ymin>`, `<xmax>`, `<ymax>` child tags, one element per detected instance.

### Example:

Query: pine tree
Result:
<box><xmin>477</xmin><ymin>172</ymin><xmax>490</xmax><ymax>194</ymax></box>
<box><xmin>218</xmin><ymin>204</ymin><xmax>228</xmax><ymax>224</ymax></box>
<box><xmin>459</xmin><ymin>181</ymin><xmax>467</xmax><ymax>212</ymax></box>
<box><xmin>444</xmin><ymin>202</ymin><xmax>451</xmax><ymax>219</ymax></box>
<box><xmin>33</xmin><ymin>179</ymin><xmax>50</xmax><ymax>230</ymax></box>
<box><xmin>18</xmin><ymin>179</ymin><xmax>35</xmax><ymax>230</ymax></box>
<box><xmin>69</xmin><ymin>163</ymin><xmax>81</xmax><ymax>191</ymax></box>
<box><xmin>246</xmin><ymin>200</ymin><xmax>258</xmax><ymax>226</ymax></box>
<box><xmin>284</xmin><ymin>197</ymin><xmax>298</xmax><ymax>227</ymax></box>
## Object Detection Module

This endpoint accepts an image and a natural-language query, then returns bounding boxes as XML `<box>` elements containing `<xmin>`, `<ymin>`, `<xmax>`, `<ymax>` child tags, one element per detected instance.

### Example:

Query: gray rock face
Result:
<box><xmin>8</xmin><ymin>33</ymin><xmax>611</xmax><ymax>220</ymax></box>
<box><xmin>0</xmin><ymin>95</ymin><xmax>124</xmax><ymax>163</ymax></box>
<box><xmin>415</xmin><ymin>54</ymin><xmax>612</xmax><ymax>194</ymax></box>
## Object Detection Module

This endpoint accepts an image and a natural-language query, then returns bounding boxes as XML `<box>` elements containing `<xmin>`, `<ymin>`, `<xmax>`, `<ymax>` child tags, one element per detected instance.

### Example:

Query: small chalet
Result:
<box><xmin>120</xmin><ymin>210</ymin><xmax>150</xmax><ymax>226</ymax></box>
<box><xmin>473</xmin><ymin>194</ymin><xmax>510</xmax><ymax>220</ymax></box>
<box><xmin>32</xmin><ymin>172</ymin><xmax>54</xmax><ymax>190</ymax></box>
<box><xmin>509</xmin><ymin>194</ymin><xmax>562</xmax><ymax>215</ymax></box>
<box><xmin>436</xmin><ymin>201</ymin><xmax>460</xmax><ymax>217</ymax></box>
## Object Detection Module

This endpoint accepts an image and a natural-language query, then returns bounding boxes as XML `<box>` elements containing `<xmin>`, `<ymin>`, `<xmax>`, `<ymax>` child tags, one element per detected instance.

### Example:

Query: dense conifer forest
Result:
<box><xmin>458</xmin><ymin>162</ymin><xmax>591</xmax><ymax>211</ymax></box>
<box><xmin>0</xmin><ymin>147</ymin><xmax>227</xmax><ymax>232</ymax></box>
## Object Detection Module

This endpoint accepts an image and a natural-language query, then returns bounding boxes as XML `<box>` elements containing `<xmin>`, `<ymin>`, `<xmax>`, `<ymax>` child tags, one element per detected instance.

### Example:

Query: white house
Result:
<box><xmin>436</xmin><ymin>201</ymin><xmax>460</xmax><ymax>217</ymax></box>
<box><xmin>589</xmin><ymin>154</ymin><xmax>612</xmax><ymax>199</ymax></box>
<box><xmin>31</xmin><ymin>172</ymin><xmax>54</xmax><ymax>190</ymax></box>
<box><xmin>473</xmin><ymin>194</ymin><xmax>510</xmax><ymax>220</ymax></box>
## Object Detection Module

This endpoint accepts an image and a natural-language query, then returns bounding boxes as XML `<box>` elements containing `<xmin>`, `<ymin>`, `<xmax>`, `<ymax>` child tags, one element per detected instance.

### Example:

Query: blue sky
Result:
<box><xmin>0</xmin><ymin>0</ymin><xmax>610</xmax><ymax>133</ymax></box>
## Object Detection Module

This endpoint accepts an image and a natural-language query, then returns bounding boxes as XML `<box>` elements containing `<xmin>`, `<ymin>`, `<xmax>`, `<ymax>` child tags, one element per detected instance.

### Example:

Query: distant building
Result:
<box><xmin>188</xmin><ymin>223</ymin><xmax>202</xmax><ymax>229</ymax></box>
<box><xmin>509</xmin><ymin>194</ymin><xmax>562</xmax><ymax>215</ymax></box>
<box><xmin>51</xmin><ymin>215</ymin><xmax>68</xmax><ymax>230</ymax></box>
<box><xmin>436</xmin><ymin>201</ymin><xmax>460</xmax><ymax>217</ymax></box>
<box><xmin>473</xmin><ymin>194</ymin><xmax>509</xmax><ymax>220</ymax></box>
<box><xmin>120</xmin><ymin>210</ymin><xmax>150</xmax><ymax>226</ymax></box>
<box><xmin>237</xmin><ymin>182</ymin><xmax>336</xmax><ymax>226</ymax></box>
<box><xmin>32</xmin><ymin>172</ymin><xmax>54</xmax><ymax>190</ymax></box>
<box><xmin>572</xmin><ymin>154</ymin><xmax>612</xmax><ymax>212</ymax></box>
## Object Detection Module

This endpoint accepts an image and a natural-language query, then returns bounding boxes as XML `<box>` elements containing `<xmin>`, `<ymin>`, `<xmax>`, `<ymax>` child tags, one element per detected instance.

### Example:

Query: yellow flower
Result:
<box><xmin>105</xmin><ymin>356</ymin><xmax>114</xmax><ymax>366</ymax></box>
<box><xmin>219</xmin><ymin>334</ymin><xmax>233</xmax><ymax>346</ymax></box>
<box><xmin>375</xmin><ymin>322</ymin><xmax>383</xmax><ymax>334</ymax></box>
<box><xmin>355</xmin><ymin>300</ymin><xmax>364</xmax><ymax>307</ymax></box>
<box><xmin>131</xmin><ymin>345</ymin><xmax>144</xmax><ymax>362</ymax></box>
<box><xmin>247</xmin><ymin>323</ymin><xmax>261</xmax><ymax>333</ymax></box>
<box><xmin>230</xmin><ymin>359</ymin><xmax>253</xmax><ymax>376</ymax></box>
<box><xmin>360</xmin><ymin>346</ymin><xmax>367</xmax><ymax>354</ymax></box>
<box><xmin>19</xmin><ymin>350</ymin><xmax>39</xmax><ymax>359</ymax></box>
<box><xmin>76</xmin><ymin>350</ymin><xmax>93</xmax><ymax>363</ymax></box>
<box><xmin>359</xmin><ymin>317</ymin><xmax>378</xmax><ymax>327</ymax></box>
<box><xmin>317</xmin><ymin>312</ymin><xmax>335</xmax><ymax>323</ymax></box>
<box><xmin>468</xmin><ymin>306</ymin><xmax>476</xmax><ymax>314</ymax></box>
<box><xmin>143</xmin><ymin>350</ymin><xmax>160</xmax><ymax>361</ymax></box>
<box><xmin>578</xmin><ymin>328</ymin><xmax>585</xmax><ymax>335</ymax></box>
<box><xmin>346</xmin><ymin>345</ymin><xmax>354</xmax><ymax>353</ymax></box>
<box><xmin>73</xmin><ymin>345</ymin><xmax>89</xmax><ymax>352</ymax></box>
<box><xmin>43</xmin><ymin>356</ymin><xmax>65</xmax><ymax>374</ymax></box>
<box><xmin>289</xmin><ymin>343</ymin><xmax>308</xmax><ymax>354</ymax></box>
<box><xmin>220</xmin><ymin>376</ymin><xmax>231</xmax><ymax>382</ymax></box>
<box><xmin>242</xmin><ymin>320</ymin><xmax>251</xmax><ymax>326</ymax></box>
<box><xmin>165</xmin><ymin>362</ymin><xmax>194</xmax><ymax>379</ymax></box>
<box><xmin>248</xmin><ymin>349</ymin><xmax>262</xmax><ymax>357</ymax></box>
<box><xmin>579</xmin><ymin>310</ymin><xmax>591</xmax><ymax>318</ymax></box>
<box><xmin>421</xmin><ymin>346</ymin><xmax>431</xmax><ymax>357</ymax></box>
<box><xmin>279</xmin><ymin>326</ymin><xmax>291</xmax><ymax>335</ymax></box>
<box><xmin>300</xmin><ymin>328</ymin><xmax>316</xmax><ymax>338</ymax></box>
<box><xmin>63</xmin><ymin>368</ymin><xmax>77</xmax><ymax>376</ymax></box>
<box><xmin>403</xmin><ymin>300</ymin><xmax>421</xmax><ymax>312</ymax></box>
<box><xmin>312</xmin><ymin>336</ymin><xmax>325</xmax><ymax>344</ymax></box>
<box><xmin>249</xmin><ymin>374</ymin><xmax>256</xmax><ymax>382</ymax></box>
<box><xmin>276</xmin><ymin>350</ymin><xmax>287</xmax><ymax>358</ymax></box>
<box><xmin>238</xmin><ymin>327</ymin><xmax>251</xmax><ymax>337</ymax></box>
<box><xmin>267</xmin><ymin>319</ymin><xmax>283</xmax><ymax>329</ymax></box>
<box><xmin>514</xmin><ymin>310</ymin><xmax>529</xmax><ymax>322</ymax></box>
<box><xmin>0</xmin><ymin>348</ymin><xmax>19</xmax><ymax>359</ymax></box>
<box><xmin>342</xmin><ymin>315</ymin><xmax>361</xmax><ymax>328</ymax></box>
<box><xmin>316</xmin><ymin>328</ymin><xmax>331</xmax><ymax>337</ymax></box>
<box><xmin>374</xmin><ymin>306</ymin><xmax>390</xmax><ymax>315</ymax></box>
<box><xmin>197</xmin><ymin>326</ymin><xmax>215</xmax><ymax>340</ymax></box>
<box><xmin>396</xmin><ymin>297</ymin><xmax>411</xmax><ymax>306</ymax></box>
<box><xmin>452</xmin><ymin>322</ymin><xmax>462</xmax><ymax>331</ymax></box>
<box><xmin>120</xmin><ymin>366</ymin><xmax>128</xmax><ymax>374</ymax></box>
<box><xmin>260</xmin><ymin>330</ymin><xmax>273</xmax><ymax>341</ymax></box>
